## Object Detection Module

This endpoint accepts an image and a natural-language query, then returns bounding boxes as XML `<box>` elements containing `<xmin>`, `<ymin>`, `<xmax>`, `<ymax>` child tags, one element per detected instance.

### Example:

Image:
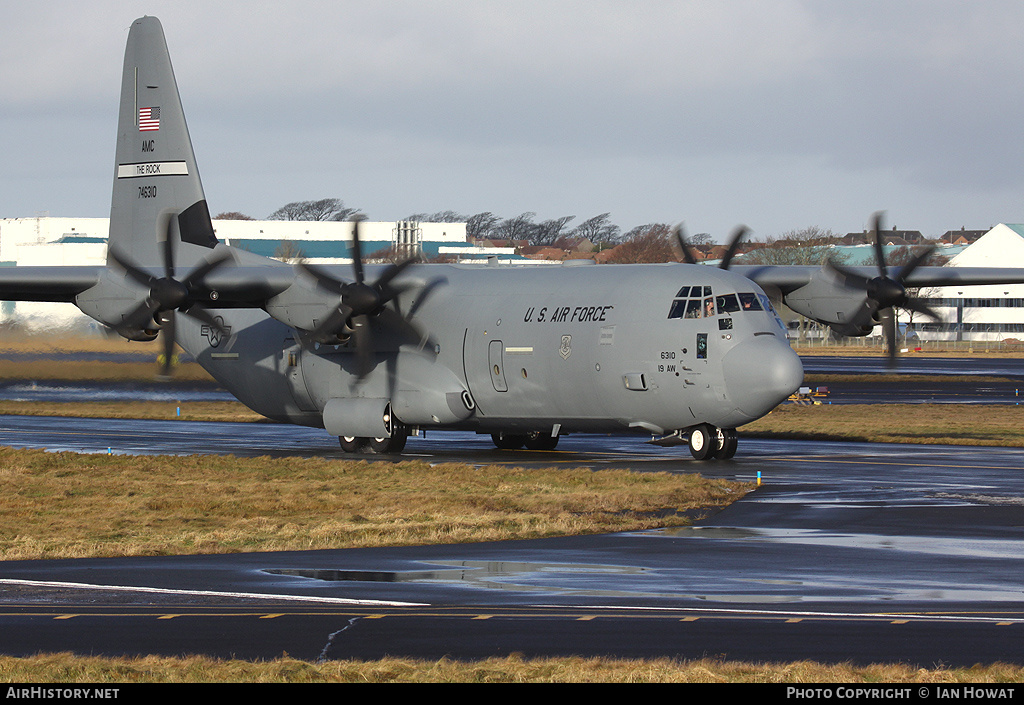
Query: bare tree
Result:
<box><xmin>405</xmin><ymin>210</ymin><xmax>468</xmax><ymax>223</ymax></box>
<box><xmin>273</xmin><ymin>240</ymin><xmax>306</xmax><ymax>264</ymax></box>
<box><xmin>604</xmin><ymin>223</ymin><xmax>677</xmax><ymax>263</ymax></box>
<box><xmin>268</xmin><ymin>198</ymin><xmax>359</xmax><ymax>221</ymax></box>
<box><xmin>887</xmin><ymin>246</ymin><xmax>949</xmax><ymax>340</ymax></box>
<box><xmin>571</xmin><ymin>213</ymin><xmax>620</xmax><ymax>244</ymax></box>
<box><xmin>466</xmin><ymin>212</ymin><xmax>500</xmax><ymax>240</ymax></box>
<box><xmin>493</xmin><ymin>212</ymin><xmax>538</xmax><ymax>241</ymax></box>
<box><xmin>213</xmin><ymin>211</ymin><xmax>255</xmax><ymax>220</ymax></box>
<box><xmin>739</xmin><ymin>226</ymin><xmax>844</xmax><ymax>266</ymax></box>
<box><xmin>738</xmin><ymin>227</ymin><xmax>847</xmax><ymax>342</ymax></box>
<box><xmin>533</xmin><ymin>216</ymin><xmax>576</xmax><ymax>246</ymax></box>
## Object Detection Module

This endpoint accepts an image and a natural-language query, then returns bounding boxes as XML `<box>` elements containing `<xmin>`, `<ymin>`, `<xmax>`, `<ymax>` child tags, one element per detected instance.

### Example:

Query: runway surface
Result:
<box><xmin>0</xmin><ymin>415</ymin><xmax>1022</xmax><ymax>665</ymax></box>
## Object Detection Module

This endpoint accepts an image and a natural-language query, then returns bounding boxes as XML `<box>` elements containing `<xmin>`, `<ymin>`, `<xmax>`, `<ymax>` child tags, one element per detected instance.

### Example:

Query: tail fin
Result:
<box><xmin>107</xmin><ymin>16</ymin><xmax>218</xmax><ymax>269</ymax></box>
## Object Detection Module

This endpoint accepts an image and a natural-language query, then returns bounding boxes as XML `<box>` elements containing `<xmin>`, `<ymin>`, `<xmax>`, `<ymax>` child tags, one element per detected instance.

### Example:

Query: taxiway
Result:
<box><xmin>0</xmin><ymin>417</ymin><xmax>1021</xmax><ymax>665</ymax></box>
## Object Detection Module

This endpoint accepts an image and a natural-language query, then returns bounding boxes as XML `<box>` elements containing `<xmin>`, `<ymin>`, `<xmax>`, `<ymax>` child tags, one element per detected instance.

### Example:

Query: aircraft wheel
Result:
<box><xmin>687</xmin><ymin>424</ymin><xmax>714</xmax><ymax>461</ymax></box>
<box><xmin>713</xmin><ymin>428</ymin><xmax>738</xmax><ymax>460</ymax></box>
<box><xmin>524</xmin><ymin>431</ymin><xmax>559</xmax><ymax>451</ymax></box>
<box><xmin>364</xmin><ymin>430</ymin><xmax>408</xmax><ymax>454</ymax></box>
<box><xmin>339</xmin><ymin>436</ymin><xmax>365</xmax><ymax>453</ymax></box>
<box><xmin>492</xmin><ymin>432</ymin><xmax>527</xmax><ymax>450</ymax></box>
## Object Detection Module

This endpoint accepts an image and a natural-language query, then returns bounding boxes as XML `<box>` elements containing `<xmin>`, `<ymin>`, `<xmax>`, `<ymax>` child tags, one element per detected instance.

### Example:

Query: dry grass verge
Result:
<box><xmin>746</xmin><ymin>403</ymin><xmax>1024</xmax><ymax>446</ymax></box>
<box><xmin>1</xmin><ymin>653</ymin><xmax>1021</xmax><ymax>683</ymax></box>
<box><xmin>0</xmin><ymin>447</ymin><xmax>747</xmax><ymax>561</ymax></box>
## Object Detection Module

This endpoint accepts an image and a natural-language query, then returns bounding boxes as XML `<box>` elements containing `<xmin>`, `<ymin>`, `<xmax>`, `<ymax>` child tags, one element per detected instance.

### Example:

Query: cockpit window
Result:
<box><xmin>668</xmin><ymin>300</ymin><xmax>687</xmax><ymax>319</ymax></box>
<box><xmin>668</xmin><ymin>285</ymin><xmax>714</xmax><ymax>319</ymax></box>
<box><xmin>738</xmin><ymin>293</ymin><xmax>763</xmax><ymax>311</ymax></box>
<box><xmin>716</xmin><ymin>294</ymin><xmax>741</xmax><ymax>314</ymax></box>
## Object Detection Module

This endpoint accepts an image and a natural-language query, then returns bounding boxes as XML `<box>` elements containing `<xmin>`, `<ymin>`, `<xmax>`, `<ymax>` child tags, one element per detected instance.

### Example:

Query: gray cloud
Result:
<box><xmin>3</xmin><ymin>1</ymin><xmax>1023</xmax><ymax>237</ymax></box>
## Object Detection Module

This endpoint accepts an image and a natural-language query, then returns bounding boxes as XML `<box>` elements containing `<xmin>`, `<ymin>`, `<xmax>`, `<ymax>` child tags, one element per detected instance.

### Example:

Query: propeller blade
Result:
<box><xmin>183</xmin><ymin>305</ymin><xmax>229</xmax><ymax>339</ymax></box>
<box><xmin>718</xmin><ymin>225</ymin><xmax>749</xmax><ymax>270</ymax></box>
<box><xmin>350</xmin><ymin>314</ymin><xmax>373</xmax><ymax>379</ymax></box>
<box><xmin>879</xmin><ymin>307</ymin><xmax>898</xmax><ymax>368</ymax></box>
<box><xmin>826</xmin><ymin>259</ymin><xmax>872</xmax><ymax>290</ymax></box>
<box><xmin>350</xmin><ymin>216</ymin><xmax>366</xmax><ymax>285</ymax></box>
<box><xmin>902</xmin><ymin>297</ymin><xmax>940</xmax><ymax>321</ymax></box>
<box><xmin>872</xmin><ymin>212</ymin><xmax>888</xmax><ymax>279</ymax></box>
<box><xmin>895</xmin><ymin>244</ymin><xmax>937</xmax><ymax>284</ymax></box>
<box><xmin>299</xmin><ymin>262</ymin><xmax>348</xmax><ymax>296</ymax></box>
<box><xmin>180</xmin><ymin>250</ymin><xmax>232</xmax><ymax>291</ymax></box>
<box><xmin>374</xmin><ymin>257</ymin><xmax>420</xmax><ymax>298</ymax></box>
<box><xmin>109</xmin><ymin>248</ymin><xmax>157</xmax><ymax>289</ymax></box>
<box><xmin>121</xmin><ymin>301</ymin><xmax>159</xmax><ymax>333</ymax></box>
<box><xmin>309</xmin><ymin>303</ymin><xmax>354</xmax><ymax>342</ymax></box>
<box><xmin>163</xmin><ymin>218</ymin><xmax>175</xmax><ymax>280</ymax></box>
<box><xmin>672</xmin><ymin>224</ymin><xmax>697</xmax><ymax>264</ymax></box>
<box><xmin>377</xmin><ymin>307</ymin><xmax>435</xmax><ymax>349</ymax></box>
<box><xmin>159</xmin><ymin>312</ymin><xmax>176</xmax><ymax>377</ymax></box>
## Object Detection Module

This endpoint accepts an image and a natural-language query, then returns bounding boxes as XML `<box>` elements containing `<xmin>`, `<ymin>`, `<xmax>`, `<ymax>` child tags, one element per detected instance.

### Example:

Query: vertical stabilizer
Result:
<box><xmin>108</xmin><ymin>16</ymin><xmax>217</xmax><ymax>269</ymax></box>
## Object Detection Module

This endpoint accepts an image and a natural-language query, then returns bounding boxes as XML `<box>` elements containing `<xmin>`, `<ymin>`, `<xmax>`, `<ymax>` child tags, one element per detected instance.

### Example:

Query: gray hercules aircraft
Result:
<box><xmin>5</xmin><ymin>17</ymin><xmax>1024</xmax><ymax>459</ymax></box>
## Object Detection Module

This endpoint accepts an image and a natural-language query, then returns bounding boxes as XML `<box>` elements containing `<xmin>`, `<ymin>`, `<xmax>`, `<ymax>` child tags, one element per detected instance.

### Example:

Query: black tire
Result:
<box><xmin>688</xmin><ymin>424</ymin><xmax>714</xmax><ymax>460</ymax></box>
<box><xmin>492</xmin><ymin>432</ymin><xmax>527</xmax><ymax>450</ymax></box>
<box><xmin>339</xmin><ymin>436</ymin><xmax>365</xmax><ymax>453</ymax></box>
<box><xmin>524</xmin><ymin>431</ymin><xmax>559</xmax><ymax>451</ymax></box>
<box><xmin>365</xmin><ymin>429</ymin><xmax>409</xmax><ymax>454</ymax></box>
<box><xmin>713</xmin><ymin>428</ymin><xmax>738</xmax><ymax>460</ymax></box>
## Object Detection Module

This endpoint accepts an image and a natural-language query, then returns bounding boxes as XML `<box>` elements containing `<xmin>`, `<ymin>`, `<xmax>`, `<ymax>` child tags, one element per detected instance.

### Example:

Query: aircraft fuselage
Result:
<box><xmin>176</xmin><ymin>260</ymin><xmax>804</xmax><ymax>443</ymax></box>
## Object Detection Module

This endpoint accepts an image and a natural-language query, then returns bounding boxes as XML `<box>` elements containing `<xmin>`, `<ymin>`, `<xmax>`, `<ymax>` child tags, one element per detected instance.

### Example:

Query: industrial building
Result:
<box><xmin>910</xmin><ymin>223</ymin><xmax>1024</xmax><ymax>342</ymax></box>
<box><xmin>0</xmin><ymin>215</ymin><xmax>488</xmax><ymax>329</ymax></box>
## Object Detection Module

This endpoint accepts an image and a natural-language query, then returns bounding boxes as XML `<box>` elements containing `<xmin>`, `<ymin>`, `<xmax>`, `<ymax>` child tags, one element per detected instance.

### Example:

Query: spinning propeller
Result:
<box><xmin>298</xmin><ymin>216</ymin><xmax>431</xmax><ymax>379</ymax></box>
<box><xmin>673</xmin><ymin>224</ymin><xmax>749</xmax><ymax>269</ymax></box>
<box><xmin>109</xmin><ymin>218</ymin><xmax>231</xmax><ymax>377</ymax></box>
<box><xmin>826</xmin><ymin>212</ymin><xmax>939</xmax><ymax>367</ymax></box>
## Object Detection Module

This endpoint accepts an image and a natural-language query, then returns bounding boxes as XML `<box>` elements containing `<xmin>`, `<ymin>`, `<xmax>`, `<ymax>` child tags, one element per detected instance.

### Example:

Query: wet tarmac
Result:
<box><xmin>0</xmin><ymin>416</ymin><xmax>1021</xmax><ymax>665</ymax></box>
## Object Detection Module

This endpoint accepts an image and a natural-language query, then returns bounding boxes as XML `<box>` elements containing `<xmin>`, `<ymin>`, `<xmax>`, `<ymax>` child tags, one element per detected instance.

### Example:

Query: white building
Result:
<box><xmin>0</xmin><ymin>216</ymin><xmax>474</xmax><ymax>329</ymax></box>
<box><xmin>909</xmin><ymin>224</ymin><xmax>1024</xmax><ymax>342</ymax></box>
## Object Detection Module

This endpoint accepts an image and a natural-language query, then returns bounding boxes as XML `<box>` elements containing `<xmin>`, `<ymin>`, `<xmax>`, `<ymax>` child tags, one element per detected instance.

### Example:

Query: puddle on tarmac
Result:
<box><xmin>642</xmin><ymin>525</ymin><xmax>1024</xmax><ymax>561</ymax></box>
<box><xmin>268</xmin><ymin>560</ymin><xmax>644</xmax><ymax>584</ymax></box>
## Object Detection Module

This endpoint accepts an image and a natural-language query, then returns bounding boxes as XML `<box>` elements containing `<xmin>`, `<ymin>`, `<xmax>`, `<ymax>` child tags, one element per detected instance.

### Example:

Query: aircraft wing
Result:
<box><xmin>734</xmin><ymin>265</ymin><xmax>1024</xmax><ymax>295</ymax></box>
<box><xmin>0</xmin><ymin>267</ymin><xmax>103</xmax><ymax>302</ymax></box>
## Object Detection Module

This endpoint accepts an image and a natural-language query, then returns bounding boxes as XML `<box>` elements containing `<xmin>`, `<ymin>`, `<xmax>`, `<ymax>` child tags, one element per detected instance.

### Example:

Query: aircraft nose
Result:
<box><xmin>722</xmin><ymin>335</ymin><xmax>804</xmax><ymax>419</ymax></box>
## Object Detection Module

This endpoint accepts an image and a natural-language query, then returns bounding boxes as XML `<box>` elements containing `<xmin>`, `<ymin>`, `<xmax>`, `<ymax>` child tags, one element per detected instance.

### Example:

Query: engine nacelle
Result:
<box><xmin>829</xmin><ymin>322</ymin><xmax>874</xmax><ymax>338</ymax></box>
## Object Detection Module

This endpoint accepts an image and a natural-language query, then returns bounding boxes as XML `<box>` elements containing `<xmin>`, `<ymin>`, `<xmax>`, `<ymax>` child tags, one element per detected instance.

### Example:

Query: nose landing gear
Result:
<box><xmin>686</xmin><ymin>424</ymin><xmax>738</xmax><ymax>460</ymax></box>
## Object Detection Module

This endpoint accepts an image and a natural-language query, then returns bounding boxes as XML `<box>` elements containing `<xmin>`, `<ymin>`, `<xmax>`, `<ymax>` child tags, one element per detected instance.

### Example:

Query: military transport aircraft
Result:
<box><xmin>5</xmin><ymin>16</ymin><xmax>1024</xmax><ymax>460</ymax></box>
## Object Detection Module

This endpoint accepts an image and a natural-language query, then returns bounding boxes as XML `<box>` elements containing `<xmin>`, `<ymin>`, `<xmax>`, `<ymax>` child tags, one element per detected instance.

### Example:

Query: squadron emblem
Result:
<box><xmin>559</xmin><ymin>334</ymin><xmax>572</xmax><ymax>360</ymax></box>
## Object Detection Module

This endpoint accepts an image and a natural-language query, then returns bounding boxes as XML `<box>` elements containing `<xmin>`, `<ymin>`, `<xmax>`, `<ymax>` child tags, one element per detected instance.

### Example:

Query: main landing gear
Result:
<box><xmin>491</xmin><ymin>431</ymin><xmax>560</xmax><ymax>451</ymax></box>
<box><xmin>686</xmin><ymin>424</ymin><xmax>737</xmax><ymax>461</ymax></box>
<box><xmin>339</xmin><ymin>427</ymin><xmax>409</xmax><ymax>454</ymax></box>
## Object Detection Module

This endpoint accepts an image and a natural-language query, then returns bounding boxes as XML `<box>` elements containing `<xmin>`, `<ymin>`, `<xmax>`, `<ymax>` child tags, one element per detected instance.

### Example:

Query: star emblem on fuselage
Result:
<box><xmin>201</xmin><ymin>316</ymin><xmax>231</xmax><ymax>348</ymax></box>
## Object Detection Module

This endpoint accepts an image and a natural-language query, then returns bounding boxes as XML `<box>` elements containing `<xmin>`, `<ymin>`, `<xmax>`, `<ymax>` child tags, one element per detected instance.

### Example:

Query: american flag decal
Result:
<box><xmin>138</xmin><ymin>106</ymin><xmax>160</xmax><ymax>131</ymax></box>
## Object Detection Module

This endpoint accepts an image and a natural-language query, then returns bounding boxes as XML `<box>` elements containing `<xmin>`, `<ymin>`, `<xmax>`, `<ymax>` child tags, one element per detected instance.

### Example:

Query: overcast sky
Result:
<box><xmin>3</xmin><ymin>1</ymin><xmax>1023</xmax><ymax>240</ymax></box>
